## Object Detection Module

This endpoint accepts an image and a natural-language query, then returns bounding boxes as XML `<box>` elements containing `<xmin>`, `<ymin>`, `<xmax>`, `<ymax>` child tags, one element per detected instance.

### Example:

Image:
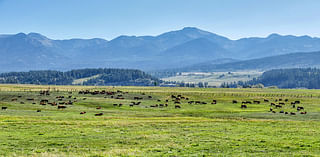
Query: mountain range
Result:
<box><xmin>1</xmin><ymin>27</ymin><xmax>320</xmax><ymax>72</ymax></box>
<box><xmin>175</xmin><ymin>51</ymin><xmax>320</xmax><ymax>72</ymax></box>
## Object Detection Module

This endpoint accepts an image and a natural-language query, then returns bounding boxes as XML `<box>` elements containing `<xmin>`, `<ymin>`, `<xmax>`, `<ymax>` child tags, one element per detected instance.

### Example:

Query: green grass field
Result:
<box><xmin>0</xmin><ymin>84</ymin><xmax>320</xmax><ymax>156</ymax></box>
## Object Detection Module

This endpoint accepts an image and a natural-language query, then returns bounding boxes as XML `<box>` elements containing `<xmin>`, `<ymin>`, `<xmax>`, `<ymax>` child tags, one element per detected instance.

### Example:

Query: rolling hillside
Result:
<box><xmin>177</xmin><ymin>51</ymin><xmax>320</xmax><ymax>72</ymax></box>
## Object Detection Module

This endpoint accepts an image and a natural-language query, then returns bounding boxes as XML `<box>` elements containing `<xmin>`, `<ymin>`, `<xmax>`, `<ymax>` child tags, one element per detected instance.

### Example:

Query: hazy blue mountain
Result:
<box><xmin>1</xmin><ymin>27</ymin><xmax>320</xmax><ymax>72</ymax></box>
<box><xmin>179</xmin><ymin>51</ymin><xmax>320</xmax><ymax>72</ymax></box>
<box><xmin>231</xmin><ymin>34</ymin><xmax>320</xmax><ymax>59</ymax></box>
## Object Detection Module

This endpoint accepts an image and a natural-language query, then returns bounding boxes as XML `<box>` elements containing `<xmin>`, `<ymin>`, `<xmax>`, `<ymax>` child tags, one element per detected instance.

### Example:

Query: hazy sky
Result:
<box><xmin>0</xmin><ymin>0</ymin><xmax>319</xmax><ymax>40</ymax></box>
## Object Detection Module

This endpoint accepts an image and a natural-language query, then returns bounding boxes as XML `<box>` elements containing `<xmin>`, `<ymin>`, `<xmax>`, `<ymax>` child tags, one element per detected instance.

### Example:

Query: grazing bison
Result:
<box><xmin>300</xmin><ymin>111</ymin><xmax>307</xmax><ymax>114</ymax></box>
<box><xmin>80</xmin><ymin>111</ymin><xmax>86</xmax><ymax>114</ymax></box>
<box><xmin>279</xmin><ymin>102</ymin><xmax>285</xmax><ymax>105</ymax></box>
<box><xmin>96</xmin><ymin>106</ymin><xmax>101</xmax><ymax>109</ymax></box>
<box><xmin>212</xmin><ymin>100</ymin><xmax>217</xmax><ymax>104</ymax></box>
<box><xmin>242</xmin><ymin>101</ymin><xmax>252</xmax><ymax>104</ymax></box>
<box><xmin>275</xmin><ymin>105</ymin><xmax>282</xmax><ymax>108</ymax></box>
<box><xmin>297</xmin><ymin>106</ymin><xmax>304</xmax><ymax>111</ymax></box>
<box><xmin>113</xmin><ymin>104</ymin><xmax>118</xmax><ymax>107</ymax></box>
<box><xmin>57</xmin><ymin>105</ymin><xmax>67</xmax><ymax>109</ymax></box>
<box><xmin>134</xmin><ymin>97</ymin><xmax>143</xmax><ymax>100</ymax></box>
<box><xmin>295</xmin><ymin>100</ymin><xmax>300</xmax><ymax>104</ymax></box>
<box><xmin>1</xmin><ymin>107</ymin><xmax>7</xmax><ymax>110</ymax></box>
<box><xmin>95</xmin><ymin>113</ymin><xmax>103</xmax><ymax>116</ymax></box>
<box><xmin>150</xmin><ymin>104</ymin><xmax>158</xmax><ymax>108</ymax></box>
<box><xmin>232</xmin><ymin>100</ymin><xmax>238</xmax><ymax>104</ymax></box>
<box><xmin>253</xmin><ymin>100</ymin><xmax>260</xmax><ymax>104</ymax></box>
<box><xmin>279</xmin><ymin>110</ymin><xmax>284</xmax><ymax>113</ymax></box>
<box><xmin>37</xmin><ymin>110</ymin><xmax>41</xmax><ymax>112</ymax></box>
<box><xmin>175</xmin><ymin>105</ymin><xmax>181</xmax><ymax>109</ymax></box>
<box><xmin>241</xmin><ymin>105</ymin><xmax>247</xmax><ymax>108</ymax></box>
<box><xmin>290</xmin><ymin>112</ymin><xmax>296</xmax><ymax>115</ymax></box>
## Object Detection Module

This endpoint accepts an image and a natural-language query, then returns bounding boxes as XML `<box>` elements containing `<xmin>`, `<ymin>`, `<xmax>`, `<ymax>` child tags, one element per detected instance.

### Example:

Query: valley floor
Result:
<box><xmin>0</xmin><ymin>84</ymin><xmax>319</xmax><ymax>156</ymax></box>
<box><xmin>162</xmin><ymin>71</ymin><xmax>263</xmax><ymax>87</ymax></box>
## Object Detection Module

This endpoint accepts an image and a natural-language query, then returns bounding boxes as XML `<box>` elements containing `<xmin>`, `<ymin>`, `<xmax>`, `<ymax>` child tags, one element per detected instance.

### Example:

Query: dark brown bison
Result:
<box><xmin>95</xmin><ymin>113</ymin><xmax>103</xmax><ymax>116</ymax></box>
<box><xmin>80</xmin><ymin>111</ymin><xmax>86</xmax><ymax>114</ymax></box>
<box><xmin>253</xmin><ymin>100</ymin><xmax>260</xmax><ymax>104</ymax></box>
<box><xmin>297</xmin><ymin>106</ymin><xmax>304</xmax><ymax>111</ymax></box>
<box><xmin>300</xmin><ymin>111</ymin><xmax>307</xmax><ymax>114</ymax></box>
<box><xmin>275</xmin><ymin>105</ymin><xmax>282</xmax><ymax>108</ymax></box>
<box><xmin>241</xmin><ymin>105</ymin><xmax>247</xmax><ymax>108</ymax></box>
<box><xmin>57</xmin><ymin>105</ymin><xmax>66</xmax><ymax>109</ymax></box>
<box><xmin>1</xmin><ymin>107</ymin><xmax>7</xmax><ymax>110</ymax></box>
<box><xmin>175</xmin><ymin>105</ymin><xmax>181</xmax><ymax>109</ymax></box>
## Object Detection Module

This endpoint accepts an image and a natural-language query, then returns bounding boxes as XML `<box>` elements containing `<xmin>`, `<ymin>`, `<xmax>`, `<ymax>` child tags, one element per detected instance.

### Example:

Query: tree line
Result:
<box><xmin>0</xmin><ymin>68</ymin><xmax>160</xmax><ymax>86</ymax></box>
<box><xmin>223</xmin><ymin>68</ymin><xmax>320</xmax><ymax>89</ymax></box>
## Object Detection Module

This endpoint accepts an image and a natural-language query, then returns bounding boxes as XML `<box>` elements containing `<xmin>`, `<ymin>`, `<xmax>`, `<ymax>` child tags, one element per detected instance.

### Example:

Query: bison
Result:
<box><xmin>95</xmin><ymin>113</ymin><xmax>103</xmax><ymax>116</ymax></box>
<box><xmin>241</xmin><ymin>105</ymin><xmax>247</xmax><ymax>108</ymax></box>
<box><xmin>57</xmin><ymin>105</ymin><xmax>67</xmax><ymax>109</ymax></box>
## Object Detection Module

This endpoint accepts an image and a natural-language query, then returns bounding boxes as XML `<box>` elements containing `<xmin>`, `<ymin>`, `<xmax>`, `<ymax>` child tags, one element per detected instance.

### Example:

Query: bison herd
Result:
<box><xmin>235</xmin><ymin>98</ymin><xmax>307</xmax><ymax>115</ymax></box>
<box><xmin>0</xmin><ymin>89</ymin><xmax>309</xmax><ymax>117</ymax></box>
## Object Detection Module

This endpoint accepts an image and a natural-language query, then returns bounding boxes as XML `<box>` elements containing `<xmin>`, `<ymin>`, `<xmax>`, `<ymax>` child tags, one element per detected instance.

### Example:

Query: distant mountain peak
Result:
<box><xmin>267</xmin><ymin>33</ymin><xmax>282</xmax><ymax>38</ymax></box>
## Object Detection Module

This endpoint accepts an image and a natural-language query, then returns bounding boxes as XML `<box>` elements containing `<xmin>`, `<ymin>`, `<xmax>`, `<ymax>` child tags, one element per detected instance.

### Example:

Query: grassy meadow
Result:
<box><xmin>0</xmin><ymin>84</ymin><xmax>320</xmax><ymax>156</ymax></box>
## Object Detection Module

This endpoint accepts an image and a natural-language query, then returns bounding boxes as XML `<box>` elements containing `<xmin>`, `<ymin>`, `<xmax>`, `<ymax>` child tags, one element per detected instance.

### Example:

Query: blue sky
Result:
<box><xmin>0</xmin><ymin>0</ymin><xmax>319</xmax><ymax>40</ymax></box>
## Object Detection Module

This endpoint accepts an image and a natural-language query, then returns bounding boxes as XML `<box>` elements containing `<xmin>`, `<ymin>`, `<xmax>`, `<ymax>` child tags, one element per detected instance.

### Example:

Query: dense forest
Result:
<box><xmin>227</xmin><ymin>68</ymin><xmax>320</xmax><ymax>89</ymax></box>
<box><xmin>0</xmin><ymin>68</ymin><xmax>160</xmax><ymax>86</ymax></box>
